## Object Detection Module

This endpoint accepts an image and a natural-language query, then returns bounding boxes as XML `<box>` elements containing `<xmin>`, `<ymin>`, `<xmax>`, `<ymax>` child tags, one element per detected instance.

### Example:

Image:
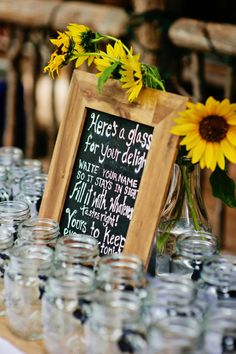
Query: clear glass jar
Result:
<box><xmin>0</xmin><ymin>200</ymin><xmax>31</xmax><ymax>241</ymax></box>
<box><xmin>0</xmin><ymin>226</ymin><xmax>14</xmax><ymax>316</ymax></box>
<box><xmin>42</xmin><ymin>266</ymin><xmax>96</xmax><ymax>354</ymax></box>
<box><xmin>15</xmin><ymin>172</ymin><xmax>48</xmax><ymax>217</ymax></box>
<box><xmin>22</xmin><ymin>158</ymin><xmax>43</xmax><ymax>170</ymax></box>
<box><xmin>84</xmin><ymin>291</ymin><xmax>147</xmax><ymax>354</ymax></box>
<box><xmin>144</xmin><ymin>274</ymin><xmax>197</xmax><ymax>326</ymax></box>
<box><xmin>196</xmin><ymin>254</ymin><xmax>236</xmax><ymax>304</ymax></box>
<box><xmin>95</xmin><ymin>253</ymin><xmax>146</xmax><ymax>298</ymax></box>
<box><xmin>8</xmin><ymin>161</ymin><xmax>43</xmax><ymax>199</ymax></box>
<box><xmin>170</xmin><ymin>231</ymin><xmax>218</xmax><ymax>280</ymax></box>
<box><xmin>16</xmin><ymin>217</ymin><xmax>60</xmax><ymax>248</ymax></box>
<box><xmin>0</xmin><ymin>146</ymin><xmax>23</xmax><ymax>168</ymax></box>
<box><xmin>147</xmin><ymin>315</ymin><xmax>203</xmax><ymax>354</ymax></box>
<box><xmin>53</xmin><ymin>234</ymin><xmax>99</xmax><ymax>271</ymax></box>
<box><xmin>0</xmin><ymin>166</ymin><xmax>11</xmax><ymax>201</ymax></box>
<box><xmin>4</xmin><ymin>244</ymin><xmax>54</xmax><ymax>340</ymax></box>
<box><xmin>203</xmin><ymin>300</ymin><xmax>236</xmax><ymax>354</ymax></box>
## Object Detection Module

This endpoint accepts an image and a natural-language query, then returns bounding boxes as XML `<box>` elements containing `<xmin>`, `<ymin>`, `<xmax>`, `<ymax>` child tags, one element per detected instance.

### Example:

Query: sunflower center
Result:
<box><xmin>199</xmin><ymin>115</ymin><xmax>229</xmax><ymax>142</ymax></box>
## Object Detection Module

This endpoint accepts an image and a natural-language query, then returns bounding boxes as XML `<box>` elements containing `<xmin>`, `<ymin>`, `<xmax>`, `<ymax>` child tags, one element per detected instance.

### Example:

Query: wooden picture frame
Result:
<box><xmin>39</xmin><ymin>70</ymin><xmax>187</xmax><ymax>269</ymax></box>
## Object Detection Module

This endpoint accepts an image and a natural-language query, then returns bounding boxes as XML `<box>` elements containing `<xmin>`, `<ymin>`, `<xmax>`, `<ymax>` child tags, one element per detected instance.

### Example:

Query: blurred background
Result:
<box><xmin>0</xmin><ymin>0</ymin><xmax>235</xmax><ymax>252</ymax></box>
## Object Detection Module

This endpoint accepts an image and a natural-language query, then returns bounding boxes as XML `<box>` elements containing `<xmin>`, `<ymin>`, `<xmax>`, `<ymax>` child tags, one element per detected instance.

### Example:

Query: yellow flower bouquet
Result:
<box><xmin>44</xmin><ymin>23</ymin><xmax>165</xmax><ymax>102</ymax></box>
<box><xmin>44</xmin><ymin>23</ymin><xmax>236</xmax><ymax>250</ymax></box>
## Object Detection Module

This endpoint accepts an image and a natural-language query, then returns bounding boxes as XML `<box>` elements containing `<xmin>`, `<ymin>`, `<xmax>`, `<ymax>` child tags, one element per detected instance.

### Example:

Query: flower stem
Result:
<box><xmin>147</xmin><ymin>72</ymin><xmax>166</xmax><ymax>91</ymax></box>
<box><xmin>91</xmin><ymin>33</ymin><xmax>132</xmax><ymax>55</ymax></box>
<box><xmin>102</xmin><ymin>35</ymin><xmax>131</xmax><ymax>54</ymax></box>
<box><xmin>71</xmin><ymin>51</ymin><xmax>122</xmax><ymax>63</ymax></box>
<box><xmin>181</xmin><ymin>165</ymin><xmax>201</xmax><ymax>231</ymax></box>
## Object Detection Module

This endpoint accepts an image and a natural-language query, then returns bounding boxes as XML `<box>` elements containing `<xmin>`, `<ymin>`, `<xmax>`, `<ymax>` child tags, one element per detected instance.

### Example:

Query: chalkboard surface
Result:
<box><xmin>60</xmin><ymin>108</ymin><xmax>153</xmax><ymax>255</ymax></box>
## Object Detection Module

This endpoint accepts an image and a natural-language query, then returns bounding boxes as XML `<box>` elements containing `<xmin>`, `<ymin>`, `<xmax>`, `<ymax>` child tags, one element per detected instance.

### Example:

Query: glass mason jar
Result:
<box><xmin>95</xmin><ymin>253</ymin><xmax>146</xmax><ymax>298</ymax></box>
<box><xmin>53</xmin><ymin>234</ymin><xmax>100</xmax><ymax>271</ymax></box>
<box><xmin>8</xmin><ymin>160</ymin><xmax>43</xmax><ymax>199</ymax></box>
<box><xmin>170</xmin><ymin>231</ymin><xmax>219</xmax><ymax>280</ymax></box>
<box><xmin>147</xmin><ymin>315</ymin><xmax>203</xmax><ymax>354</ymax></box>
<box><xmin>203</xmin><ymin>300</ymin><xmax>236</xmax><ymax>354</ymax></box>
<box><xmin>15</xmin><ymin>172</ymin><xmax>48</xmax><ymax>217</ymax></box>
<box><xmin>196</xmin><ymin>254</ymin><xmax>236</xmax><ymax>304</ymax></box>
<box><xmin>42</xmin><ymin>266</ymin><xmax>96</xmax><ymax>354</ymax></box>
<box><xmin>144</xmin><ymin>274</ymin><xmax>197</xmax><ymax>326</ymax></box>
<box><xmin>0</xmin><ymin>146</ymin><xmax>23</xmax><ymax>168</ymax></box>
<box><xmin>156</xmin><ymin>161</ymin><xmax>211</xmax><ymax>275</ymax></box>
<box><xmin>22</xmin><ymin>158</ymin><xmax>43</xmax><ymax>170</ymax></box>
<box><xmin>4</xmin><ymin>244</ymin><xmax>54</xmax><ymax>340</ymax></box>
<box><xmin>0</xmin><ymin>166</ymin><xmax>11</xmax><ymax>202</ymax></box>
<box><xmin>16</xmin><ymin>217</ymin><xmax>60</xmax><ymax>248</ymax></box>
<box><xmin>84</xmin><ymin>291</ymin><xmax>147</xmax><ymax>354</ymax></box>
<box><xmin>0</xmin><ymin>227</ymin><xmax>14</xmax><ymax>316</ymax></box>
<box><xmin>0</xmin><ymin>200</ymin><xmax>31</xmax><ymax>241</ymax></box>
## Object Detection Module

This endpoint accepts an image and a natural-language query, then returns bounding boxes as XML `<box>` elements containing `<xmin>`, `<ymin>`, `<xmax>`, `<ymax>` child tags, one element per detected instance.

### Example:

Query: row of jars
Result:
<box><xmin>0</xmin><ymin>146</ymin><xmax>235</xmax><ymax>353</ymax></box>
<box><xmin>0</xmin><ymin>218</ymin><xmax>235</xmax><ymax>353</ymax></box>
<box><xmin>0</xmin><ymin>146</ymin><xmax>47</xmax><ymax>217</ymax></box>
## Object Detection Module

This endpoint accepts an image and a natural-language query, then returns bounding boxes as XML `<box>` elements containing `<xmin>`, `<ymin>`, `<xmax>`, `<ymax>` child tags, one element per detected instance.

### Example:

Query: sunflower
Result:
<box><xmin>120</xmin><ymin>53</ymin><xmax>143</xmax><ymax>102</ymax></box>
<box><xmin>67</xmin><ymin>23</ymin><xmax>95</xmax><ymax>67</ymax></box>
<box><xmin>171</xmin><ymin>96</ymin><xmax>236</xmax><ymax>171</ymax></box>
<box><xmin>44</xmin><ymin>31</ymin><xmax>71</xmax><ymax>78</ymax></box>
<box><xmin>44</xmin><ymin>52</ymin><xmax>67</xmax><ymax>78</ymax></box>
<box><xmin>50</xmin><ymin>31</ymin><xmax>70</xmax><ymax>54</ymax></box>
<box><xmin>94</xmin><ymin>40</ymin><xmax>127</xmax><ymax>77</ymax></box>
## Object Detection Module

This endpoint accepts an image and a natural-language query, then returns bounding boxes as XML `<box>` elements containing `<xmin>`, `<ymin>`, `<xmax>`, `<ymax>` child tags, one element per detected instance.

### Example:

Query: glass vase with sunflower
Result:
<box><xmin>171</xmin><ymin>96</ymin><xmax>236</xmax><ymax>208</ymax></box>
<box><xmin>156</xmin><ymin>97</ymin><xmax>236</xmax><ymax>254</ymax></box>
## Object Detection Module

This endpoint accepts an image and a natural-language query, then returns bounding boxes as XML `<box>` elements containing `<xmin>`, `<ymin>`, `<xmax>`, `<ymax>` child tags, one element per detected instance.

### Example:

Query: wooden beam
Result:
<box><xmin>0</xmin><ymin>0</ymin><xmax>129</xmax><ymax>37</ymax></box>
<box><xmin>131</xmin><ymin>0</ymin><xmax>163</xmax><ymax>65</ymax></box>
<box><xmin>169</xmin><ymin>18</ymin><xmax>236</xmax><ymax>56</ymax></box>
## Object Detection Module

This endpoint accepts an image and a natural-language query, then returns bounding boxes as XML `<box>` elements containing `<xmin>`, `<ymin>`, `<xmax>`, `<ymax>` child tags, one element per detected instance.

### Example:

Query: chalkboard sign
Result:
<box><xmin>39</xmin><ymin>70</ymin><xmax>187</xmax><ymax>268</ymax></box>
<box><xmin>60</xmin><ymin>108</ymin><xmax>153</xmax><ymax>255</ymax></box>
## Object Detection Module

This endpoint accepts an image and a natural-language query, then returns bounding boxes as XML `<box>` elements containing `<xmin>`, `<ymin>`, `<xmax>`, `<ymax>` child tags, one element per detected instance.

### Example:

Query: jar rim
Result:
<box><xmin>18</xmin><ymin>217</ymin><xmax>60</xmax><ymax>234</ymax></box>
<box><xmin>56</xmin><ymin>234</ymin><xmax>99</xmax><ymax>254</ymax></box>
<box><xmin>201</xmin><ymin>254</ymin><xmax>236</xmax><ymax>285</ymax></box>
<box><xmin>47</xmin><ymin>266</ymin><xmax>95</xmax><ymax>296</ymax></box>
<box><xmin>0</xmin><ymin>200</ymin><xmax>30</xmax><ymax>219</ymax></box>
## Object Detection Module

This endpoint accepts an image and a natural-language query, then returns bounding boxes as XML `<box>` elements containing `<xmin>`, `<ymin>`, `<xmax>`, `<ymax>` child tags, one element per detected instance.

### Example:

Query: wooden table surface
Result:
<box><xmin>0</xmin><ymin>317</ymin><xmax>46</xmax><ymax>354</ymax></box>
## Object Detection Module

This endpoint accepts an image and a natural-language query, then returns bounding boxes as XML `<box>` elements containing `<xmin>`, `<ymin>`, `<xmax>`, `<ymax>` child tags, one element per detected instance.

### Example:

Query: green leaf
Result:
<box><xmin>141</xmin><ymin>63</ymin><xmax>165</xmax><ymax>91</ymax></box>
<box><xmin>97</xmin><ymin>62</ymin><xmax>119</xmax><ymax>94</ymax></box>
<box><xmin>210</xmin><ymin>167</ymin><xmax>236</xmax><ymax>208</ymax></box>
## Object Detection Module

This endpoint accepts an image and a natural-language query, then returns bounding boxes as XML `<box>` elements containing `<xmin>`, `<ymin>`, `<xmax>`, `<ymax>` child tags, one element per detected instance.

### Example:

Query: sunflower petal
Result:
<box><xmin>191</xmin><ymin>139</ymin><xmax>206</xmax><ymax>163</ymax></box>
<box><xmin>226</xmin><ymin>114</ymin><xmax>236</xmax><ymax>125</ymax></box>
<box><xmin>205</xmin><ymin>143</ymin><xmax>214</xmax><ymax>168</ymax></box>
<box><xmin>208</xmin><ymin>143</ymin><xmax>218</xmax><ymax>171</ymax></box>
<box><xmin>206</xmin><ymin>96</ymin><xmax>219</xmax><ymax>115</ymax></box>
<box><xmin>75</xmin><ymin>56</ymin><xmax>87</xmax><ymax>68</ymax></box>
<box><xmin>227</xmin><ymin>127</ymin><xmax>236</xmax><ymax>146</ymax></box>
<box><xmin>170</xmin><ymin>123</ymin><xmax>198</xmax><ymax>136</ymax></box>
<box><xmin>199</xmin><ymin>155</ymin><xmax>206</xmax><ymax>169</ymax></box>
<box><xmin>220</xmin><ymin>139</ymin><xmax>236</xmax><ymax>163</ymax></box>
<box><xmin>215</xmin><ymin>144</ymin><xmax>225</xmax><ymax>170</ymax></box>
<box><xmin>180</xmin><ymin>132</ymin><xmax>200</xmax><ymax>147</ymax></box>
<box><xmin>193</xmin><ymin>102</ymin><xmax>208</xmax><ymax>116</ymax></box>
<box><xmin>216</xmin><ymin>98</ymin><xmax>236</xmax><ymax>117</ymax></box>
